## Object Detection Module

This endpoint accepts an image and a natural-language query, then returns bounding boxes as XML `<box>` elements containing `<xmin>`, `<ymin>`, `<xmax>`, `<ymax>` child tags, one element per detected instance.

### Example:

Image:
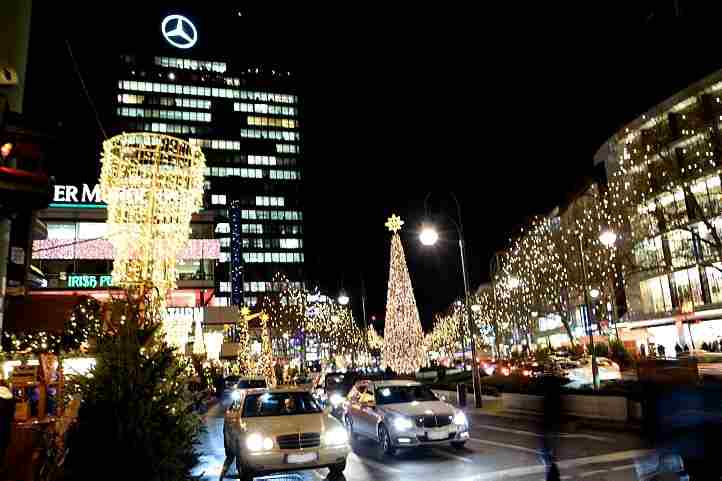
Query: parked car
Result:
<box><xmin>223</xmin><ymin>388</ymin><xmax>349</xmax><ymax>481</ymax></box>
<box><xmin>343</xmin><ymin>380</ymin><xmax>470</xmax><ymax>455</ymax></box>
<box><xmin>228</xmin><ymin>376</ymin><xmax>268</xmax><ymax>402</ymax></box>
<box><xmin>565</xmin><ymin>356</ymin><xmax>621</xmax><ymax>387</ymax></box>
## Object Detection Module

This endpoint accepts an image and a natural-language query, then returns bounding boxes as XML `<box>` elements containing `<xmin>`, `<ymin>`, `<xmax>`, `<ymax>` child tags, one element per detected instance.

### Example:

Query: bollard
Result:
<box><xmin>457</xmin><ymin>383</ymin><xmax>467</xmax><ymax>407</ymax></box>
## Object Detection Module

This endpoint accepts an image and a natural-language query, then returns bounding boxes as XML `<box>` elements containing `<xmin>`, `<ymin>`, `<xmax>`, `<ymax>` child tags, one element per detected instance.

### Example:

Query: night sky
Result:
<box><xmin>20</xmin><ymin>1</ymin><xmax>722</xmax><ymax>330</ymax></box>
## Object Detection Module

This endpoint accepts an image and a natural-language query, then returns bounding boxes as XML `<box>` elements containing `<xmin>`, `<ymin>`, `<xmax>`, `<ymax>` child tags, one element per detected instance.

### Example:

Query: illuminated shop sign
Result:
<box><xmin>51</xmin><ymin>184</ymin><xmax>104</xmax><ymax>208</ymax></box>
<box><xmin>67</xmin><ymin>274</ymin><xmax>113</xmax><ymax>289</ymax></box>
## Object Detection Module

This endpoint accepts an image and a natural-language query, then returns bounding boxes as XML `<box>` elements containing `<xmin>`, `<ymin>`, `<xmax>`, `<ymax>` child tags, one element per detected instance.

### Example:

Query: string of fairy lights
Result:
<box><xmin>429</xmin><ymin>88</ymin><xmax>722</xmax><ymax>352</ymax></box>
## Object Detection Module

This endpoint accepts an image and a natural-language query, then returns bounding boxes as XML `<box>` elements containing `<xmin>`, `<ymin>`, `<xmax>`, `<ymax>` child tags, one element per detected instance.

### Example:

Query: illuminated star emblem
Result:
<box><xmin>161</xmin><ymin>14</ymin><xmax>198</xmax><ymax>49</ymax></box>
<box><xmin>240</xmin><ymin>306</ymin><xmax>251</xmax><ymax>318</ymax></box>
<box><xmin>260</xmin><ymin>312</ymin><xmax>269</xmax><ymax>323</ymax></box>
<box><xmin>385</xmin><ymin>214</ymin><xmax>404</xmax><ymax>233</ymax></box>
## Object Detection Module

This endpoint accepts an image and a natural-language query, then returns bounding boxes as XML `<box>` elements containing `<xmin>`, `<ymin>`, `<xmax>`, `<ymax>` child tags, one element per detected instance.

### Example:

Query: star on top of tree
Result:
<box><xmin>385</xmin><ymin>214</ymin><xmax>404</xmax><ymax>233</ymax></box>
<box><xmin>260</xmin><ymin>312</ymin><xmax>269</xmax><ymax>323</ymax></box>
<box><xmin>240</xmin><ymin>306</ymin><xmax>251</xmax><ymax>318</ymax></box>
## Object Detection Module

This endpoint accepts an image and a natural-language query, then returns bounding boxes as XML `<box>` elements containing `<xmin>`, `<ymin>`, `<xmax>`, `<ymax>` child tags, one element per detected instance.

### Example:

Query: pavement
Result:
<box><xmin>194</xmin><ymin>400</ymin><xmax>651</xmax><ymax>481</ymax></box>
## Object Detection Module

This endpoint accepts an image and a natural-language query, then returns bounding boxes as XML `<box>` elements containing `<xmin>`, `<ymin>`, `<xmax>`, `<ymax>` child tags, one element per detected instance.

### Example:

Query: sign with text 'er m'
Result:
<box><xmin>52</xmin><ymin>184</ymin><xmax>104</xmax><ymax>206</ymax></box>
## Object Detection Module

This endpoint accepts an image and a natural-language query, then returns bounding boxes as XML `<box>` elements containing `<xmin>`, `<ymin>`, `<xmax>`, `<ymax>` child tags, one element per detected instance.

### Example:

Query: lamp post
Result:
<box><xmin>420</xmin><ymin>192</ymin><xmax>483</xmax><ymax>408</ymax></box>
<box><xmin>578</xmin><ymin>229</ymin><xmax>619</xmax><ymax>391</ymax></box>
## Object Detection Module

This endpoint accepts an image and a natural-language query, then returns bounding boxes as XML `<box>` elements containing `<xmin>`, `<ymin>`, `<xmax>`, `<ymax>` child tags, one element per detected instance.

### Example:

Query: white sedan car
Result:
<box><xmin>343</xmin><ymin>380</ymin><xmax>470</xmax><ymax>455</ymax></box>
<box><xmin>223</xmin><ymin>388</ymin><xmax>350</xmax><ymax>481</ymax></box>
<box><xmin>565</xmin><ymin>357</ymin><xmax>621</xmax><ymax>388</ymax></box>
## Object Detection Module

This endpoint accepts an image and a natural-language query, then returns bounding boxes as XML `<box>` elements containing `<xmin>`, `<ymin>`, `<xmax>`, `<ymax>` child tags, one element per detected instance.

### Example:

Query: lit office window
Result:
<box><xmin>219</xmin><ymin>238</ymin><xmax>230</xmax><ymax>248</ymax></box>
<box><xmin>155</xmin><ymin>57</ymin><xmax>228</xmax><ymax>73</ymax></box>
<box><xmin>219</xmin><ymin>282</ymin><xmax>231</xmax><ymax>293</ymax></box>
<box><xmin>119</xmin><ymin>80</ymin><xmax>238</xmax><ymax>99</ymax></box>
<box><xmin>211</xmin><ymin>195</ymin><xmax>227</xmax><ymax>205</ymax></box>
<box><xmin>219</xmin><ymin>252</ymin><xmax>230</xmax><ymax>263</ymax></box>
<box><xmin>280</xmin><ymin>238</ymin><xmax>301</xmax><ymax>249</ymax></box>
<box><xmin>213</xmin><ymin>297</ymin><xmax>230</xmax><ymax>307</ymax></box>
<box><xmin>276</xmin><ymin>144</ymin><xmax>299</xmax><ymax>154</ymax></box>
<box><xmin>215</xmin><ymin>223</ymin><xmax>230</xmax><ymax>234</ymax></box>
<box><xmin>247</xmin><ymin>116</ymin><xmax>298</xmax><ymax>129</ymax></box>
<box><xmin>255</xmin><ymin>196</ymin><xmax>284</xmax><ymax>207</ymax></box>
<box><xmin>47</xmin><ymin>223</ymin><xmax>77</xmax><ymax>240</ymax></box>
<box><xmin>248</xmin><ymin>155</ymin><xmax>278</xmax><ymax>166</ymax></box>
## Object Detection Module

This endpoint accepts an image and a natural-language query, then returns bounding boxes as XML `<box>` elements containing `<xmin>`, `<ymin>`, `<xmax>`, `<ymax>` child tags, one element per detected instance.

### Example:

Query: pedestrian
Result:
<box><xmin>684</xmin><ymin>344</ymin><xmax>690</xmax><ymax>353</ymax></box>
<box><xmin>640</xmin><ymin>344</ymin><xmax>647</xmax><ymax>358</ymax></box>
<box><xmin>675</xmin><ymin>343</ymin><xmax>683</xmax><ymax>356</ymax></box>
<box><xmin>658</xmin><ymin>344</ymin><xmax>665</xmax><ymax>359</ymax></box>
<box><xmin>0</xmin><ymin>380</ymin><xmax>13</xmax><ymax>473</ymax></box>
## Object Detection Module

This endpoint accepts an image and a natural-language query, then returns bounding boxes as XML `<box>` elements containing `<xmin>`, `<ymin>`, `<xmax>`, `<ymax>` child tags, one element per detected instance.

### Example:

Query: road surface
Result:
<box><xmin>194</xmin><ymin>402</ymin><xmax>648</xmax><ymax>481</ymax></box>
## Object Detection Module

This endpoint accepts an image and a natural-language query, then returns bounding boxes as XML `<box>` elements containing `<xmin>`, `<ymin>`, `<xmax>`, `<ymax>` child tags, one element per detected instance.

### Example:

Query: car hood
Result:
<box><xmin>242</xmin><ymin>413</ymin><xmax>343</xmax><ymax>436</ymax></box>
<box><xmin>380</xmin><ymin>400</ymin><xmax>455</xmax><ymax>417</ymax></box>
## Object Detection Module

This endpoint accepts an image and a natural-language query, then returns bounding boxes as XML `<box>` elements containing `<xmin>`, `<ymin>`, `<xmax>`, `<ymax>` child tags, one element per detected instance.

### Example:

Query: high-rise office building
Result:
<box><xmin>111</xmin><ymin>17</ymin><xmax>305</xmax><ymax>307</ymax></box>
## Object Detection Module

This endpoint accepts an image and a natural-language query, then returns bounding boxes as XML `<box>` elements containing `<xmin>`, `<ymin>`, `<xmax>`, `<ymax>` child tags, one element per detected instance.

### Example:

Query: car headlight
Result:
<box><xmin>393</xmin><ymin>416</ymin><xmax>415</xmax><ymax>431</ymax></box>
<box><xmin>453</xmin><ymin>411</ymin><xmax>468</xmax><ymax>426</ymax></box>
<box><xmin>329</xmin><ymin>393</ymin><xmax>344</xmax><ymax>407</ymax></box>
<box><xmin>324</xmin><ymin>428</ymin><xmax>348</xmax><ymax>446</ymax></box>
<box><xmin>231</xmin><ymin>389</ymin><xmax>241</xmax><ymax>402</ymax></box>
<box><xmin>246</xmin><ymin>433</ymin><xmax>274</xmax><ymax>452</ymax></box>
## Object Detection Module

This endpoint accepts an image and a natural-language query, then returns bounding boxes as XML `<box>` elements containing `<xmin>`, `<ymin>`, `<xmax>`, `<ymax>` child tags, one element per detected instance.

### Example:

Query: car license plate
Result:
<box><xmin>427</xmin><ymin>430</ymin><xmax>448</xmax><ymax>440</ymax></box>
<box><xmin>286</xmin><ymin>452</ymin><xmax>318</xmax><ymax>464</ymax></box>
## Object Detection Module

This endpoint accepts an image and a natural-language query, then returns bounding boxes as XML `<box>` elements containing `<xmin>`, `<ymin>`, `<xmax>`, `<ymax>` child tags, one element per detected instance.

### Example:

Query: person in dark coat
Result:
<box><xmin>0</xmin><ymin>381</ymin><xmax>14</xmax><ymax>472</ymax></box>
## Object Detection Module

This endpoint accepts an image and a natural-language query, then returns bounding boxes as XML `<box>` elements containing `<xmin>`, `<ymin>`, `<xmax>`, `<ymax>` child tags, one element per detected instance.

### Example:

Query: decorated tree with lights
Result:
<box><xmin>63</xmin><ymin>291</ymin><xmax>202</xmax><ymax>481</ymax></box>
<box><xmin>236</xmin><ymin>307</ymin><xmax>252</xmax><ymax>373</ymax></box>
<box><xmin>381</xmin><ymin>215</ymin><xmax>426</xmax><ymax>374</ymax></box>
<box><xmin>253</xmin><ymin>313</ymin><xmax>276</xmax><ymax>386</ymax></box>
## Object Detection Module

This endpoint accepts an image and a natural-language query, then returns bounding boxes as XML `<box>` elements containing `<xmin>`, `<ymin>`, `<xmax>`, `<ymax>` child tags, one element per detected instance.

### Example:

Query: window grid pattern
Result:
<box><xmin>243</xmin><ymin>252</ymin><xmax>304</xmax><ymax>263</ymax></box>
<box><xmin>117</xmin><ymin>94</ymin><xmax>212</xmax><ymax>109</ymax></box>
<box><xmin>256</xmin><ymin>196</ymin><xmax>285</xmax><ymax>207</ymax></box>
<box><xmin>117</xmin><ymin>107</ymin><xmax>211</xmax><ymax>122</ymax></box>
<box><xmin>240</xmin><ymin>210</ymin><xmax>302</xmax><ymax>221</ymax></box>
<box><xmin>155</xmin><ymin>56</ymin><xmax>227</xmax><ymax>73</ymax></box>
<box><xmin>247</xmin><ymin>116</ymin><xmax>298</xmax><ymax>129</ymax></box>
<box><xmin>240</xmin><ymin>129</ymin><xmax>300</xmax><ymax>141</ymax></box>
<box><xmin>234</xmin><ymin>103</ymin><xmax>297</xmax><ymax>116</ymax></box>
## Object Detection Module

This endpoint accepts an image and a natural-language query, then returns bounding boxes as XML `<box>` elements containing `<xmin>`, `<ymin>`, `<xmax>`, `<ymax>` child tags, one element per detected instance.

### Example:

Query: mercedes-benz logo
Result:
<box><xmin>161</xmin><ymin>14</ymin><xmax>197</xmax><ymax>49</ymax></box>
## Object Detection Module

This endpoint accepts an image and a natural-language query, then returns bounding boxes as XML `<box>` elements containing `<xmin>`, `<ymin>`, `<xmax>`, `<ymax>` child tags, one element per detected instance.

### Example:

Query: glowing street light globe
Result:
<box><xmin>338</xmin><ymin>292</ymin><xmax>350</xmax><ymax>306</ymax></box>
<box><xmin>100</xmin><ymin>133</ymin><xmax>206</xmax><ymax>291</ymax></box>
<box><xmin>599</xmin><ymin>229</ymin><xmax>618</xmax><ymax>248</ymax></box>
<box><xmin>590</xmin><ymin>288</ymin><xmax>601</xmax><ymax>299</ymax></box>
<box><xmin>419</xmin><ymin>226</ymin><xmax>439</xmax><ymax>246</ymax></box>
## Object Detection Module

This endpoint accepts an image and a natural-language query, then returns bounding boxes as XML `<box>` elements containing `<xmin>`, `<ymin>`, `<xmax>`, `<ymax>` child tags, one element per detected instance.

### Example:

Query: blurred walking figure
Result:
<box><xmin>541</xmin><ymin>377</ymin><xmax>561</xmax><ymax>481</ymax></box>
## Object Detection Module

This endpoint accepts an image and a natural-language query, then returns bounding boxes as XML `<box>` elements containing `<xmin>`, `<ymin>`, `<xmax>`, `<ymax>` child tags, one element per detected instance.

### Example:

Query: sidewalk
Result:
<box><xmin>463</xmin><ymin>401</ymin><xmax>643</xmax><ymax>433</ymax></box>
<box><xmin>450</xmin><ymin>394</ymin><xmax>641</xmax><ymax>432</ymax></box>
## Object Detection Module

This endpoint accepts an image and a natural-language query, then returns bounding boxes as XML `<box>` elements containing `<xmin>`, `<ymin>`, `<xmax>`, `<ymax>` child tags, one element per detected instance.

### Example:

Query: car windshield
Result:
<box><xmin>237</xmin><ymin>379</ymin><xmax>267</xmax><ymax>389</ymax></box>
<box><xmin>375</xmin><ymin>385</ymin><xmax>438</xmax><ymax>405</ymax></box>
<box><xmin>243</xmin><ymin>392</ymin><xmax>323</xmax><ymax>417</ymax></box>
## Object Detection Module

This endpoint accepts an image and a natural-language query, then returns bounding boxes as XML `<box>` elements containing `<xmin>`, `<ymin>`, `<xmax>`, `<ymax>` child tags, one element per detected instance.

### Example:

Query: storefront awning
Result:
<box><xmin>4</xmin><ymin>294</ymin><xmax>90</xmax><ymax>333</ymax></box>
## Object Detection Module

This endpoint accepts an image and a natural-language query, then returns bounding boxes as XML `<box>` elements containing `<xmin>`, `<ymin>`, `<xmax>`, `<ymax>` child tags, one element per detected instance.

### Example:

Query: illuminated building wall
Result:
<box><xmin>595</xmin><ymin>69</ymin><xmax>722</xmax><ymax>327</ymax></box>
<box><xmin>113</xmin><ymin>56</ymin><xmax>304</xmax><ymax>308</ymax></box>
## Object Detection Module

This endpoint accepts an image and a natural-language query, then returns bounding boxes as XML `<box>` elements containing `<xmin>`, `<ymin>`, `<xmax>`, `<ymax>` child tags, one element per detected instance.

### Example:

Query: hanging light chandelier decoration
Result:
<box><xmin>100</xmin><ymin>133</ymin><xmax>206</xmax><ymax>292</ymax></box>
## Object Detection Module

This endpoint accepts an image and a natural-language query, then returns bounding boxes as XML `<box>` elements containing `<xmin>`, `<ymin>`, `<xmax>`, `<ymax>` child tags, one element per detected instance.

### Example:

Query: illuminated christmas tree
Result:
<box><xmin>382</xmin><ymin>215</ymin><xmax>425</xmax><ymax>374</ymax></box>
<box><xmin>254</xmin><ymin>313</ymin><xmax>276</xmax><ymax>387</ymax></box>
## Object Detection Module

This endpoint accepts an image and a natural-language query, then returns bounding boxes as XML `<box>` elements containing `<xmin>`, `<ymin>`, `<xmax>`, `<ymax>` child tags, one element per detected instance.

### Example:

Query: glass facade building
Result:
<box><xmin>595</xmin><ymin>69</ymin><xmax>722</xmax><ymax>354</ymax></box>
<box><xmin>112</xmin><ymin>56</ymin><xmax>304</xmax><ymax>307</ymax></box>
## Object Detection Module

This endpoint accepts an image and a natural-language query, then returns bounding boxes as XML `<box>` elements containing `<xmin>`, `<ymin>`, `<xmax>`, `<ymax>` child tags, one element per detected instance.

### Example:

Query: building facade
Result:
<box><xmin>112</xmin><ymin>51</ymin><xmax>305</xmax><ymax>308</ymax></box>
<box><xmin>595</xmin><ymin>68</ymin><xmax>722</xmax><ymax>355</ymax></box>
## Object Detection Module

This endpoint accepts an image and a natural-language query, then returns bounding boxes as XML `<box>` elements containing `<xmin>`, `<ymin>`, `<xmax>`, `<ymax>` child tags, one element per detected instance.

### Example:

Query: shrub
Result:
<box><xmin>608</xmin><ymin>338</ymin><xmax>634</xmax><ymax>369</ymax></box>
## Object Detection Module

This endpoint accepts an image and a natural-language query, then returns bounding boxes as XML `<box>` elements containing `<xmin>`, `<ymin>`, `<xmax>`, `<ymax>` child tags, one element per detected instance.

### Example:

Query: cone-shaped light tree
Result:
<box><xmin>382</xmin><ymin>215</ymin><xmax>426</xmax><ymax>374</ymax></box>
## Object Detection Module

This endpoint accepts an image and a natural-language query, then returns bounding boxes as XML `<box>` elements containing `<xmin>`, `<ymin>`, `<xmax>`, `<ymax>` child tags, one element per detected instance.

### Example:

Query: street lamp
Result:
<box><xmin>421</xmin><ymin>192</ymin><xmax>483</xmax><ymax>409</ymax></box>
<box><xmin>507</xmin><ymin>276</ymin><xmax>521</xmax><ymax>289</ymax></box>
<box><xmin>599</xmin><ymin>229</ymin><xmax>618</xmax><ymax>248</ymax></box>
<box><xmin>337</xmin><ymin>291</ymin><xmax>350</xmax><ymax>306</ymax></box>
<box><xmin>471</xmin><ymin>304</ymin><xmax>482</xmax><ymax>313</ymax></box>
<box><xmin>578</xmin><ymin>235</ymin><xmax>600</xmax><ymax>390</ymax></box>
<box><xmin>419</xmin><ymin>226</ymin><xmax>440</xmax><ymax>246</ymax></box>
<box><xmin>589</xmin><ymin>288</ymin><xmax>601</xmax><ymax>299</ymax></box>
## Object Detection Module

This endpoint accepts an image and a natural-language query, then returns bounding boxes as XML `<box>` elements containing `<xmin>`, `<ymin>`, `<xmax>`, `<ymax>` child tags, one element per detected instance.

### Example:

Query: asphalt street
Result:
<box><xmin>194</xmin><ymin>402</ymin><xmax>648</xmax><ymax>481</ymax></box>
